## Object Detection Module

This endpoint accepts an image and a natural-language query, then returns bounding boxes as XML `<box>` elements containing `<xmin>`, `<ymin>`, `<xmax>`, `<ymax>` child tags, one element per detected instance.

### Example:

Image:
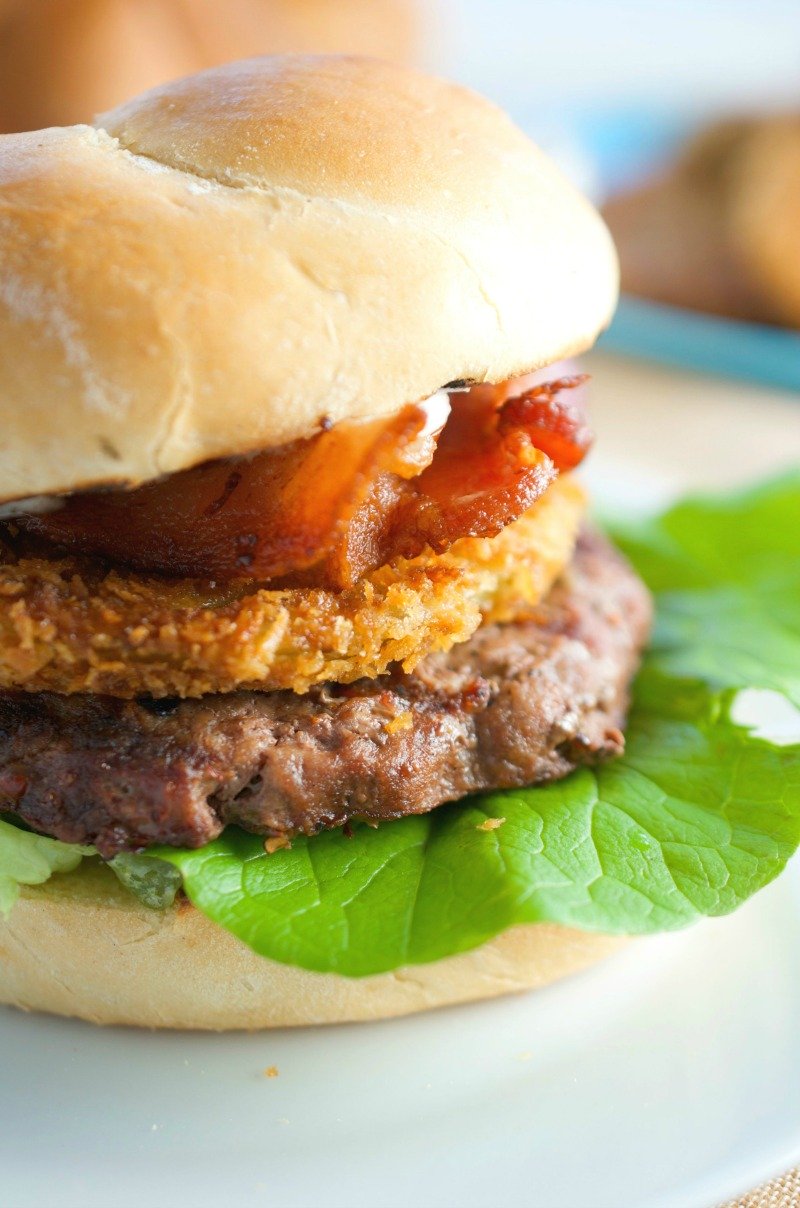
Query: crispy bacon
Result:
<box><xmin>389</xmin><ymin>375</ymin><xmax>591</xmax><ymax>552</ymax></box>
<box><xmin>497</xmin><ymin>376</ymin><xmax>592</xmax><ymax>470</ymax></box>
<box><xmin>18</xmin><ymin>407</ymin><xmax>430</xmax><ymax>585</ymax></box>
<box><xmin>16</xmin><ymin>376</ymin><xmax>592</xmax><ymax>589</ymax></box>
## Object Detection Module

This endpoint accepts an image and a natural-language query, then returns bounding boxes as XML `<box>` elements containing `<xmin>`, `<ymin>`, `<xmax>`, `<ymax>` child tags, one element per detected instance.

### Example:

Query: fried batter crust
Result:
<box><xmin>0</xmin><ymin>476</ymin><xmax>585</xmax><ymax>698</ymax></box>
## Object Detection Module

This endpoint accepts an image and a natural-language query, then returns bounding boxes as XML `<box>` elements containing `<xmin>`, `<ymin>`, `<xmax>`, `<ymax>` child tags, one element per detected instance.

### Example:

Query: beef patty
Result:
<box><xmin>0</xmin><ymin>531</ymin><xmax>651</xmax><ymax>857</ymax></box>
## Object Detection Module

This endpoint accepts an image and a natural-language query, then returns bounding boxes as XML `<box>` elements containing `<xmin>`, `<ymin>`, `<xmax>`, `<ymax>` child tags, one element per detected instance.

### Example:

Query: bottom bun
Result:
<box><xmin>0</xmin><ymin>863</ymin><xmax>627</xmax><ymax>1030</ymax></box>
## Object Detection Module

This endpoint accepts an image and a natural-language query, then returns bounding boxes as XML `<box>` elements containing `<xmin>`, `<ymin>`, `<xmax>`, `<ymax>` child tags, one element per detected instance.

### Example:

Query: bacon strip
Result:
<box><xmin>18</xmin><ymin>407</ymin><xmax>429</xmax><ymax>585</ymax></box>
<box><xmin>16</xmin><ymin>377</ymin><xmax>592</xmax><ymax>589</ymax></box>
<box><xmin>392</xmin><ymin>376</ymin><xmax>591</xmax><ymax>550</ymax></box>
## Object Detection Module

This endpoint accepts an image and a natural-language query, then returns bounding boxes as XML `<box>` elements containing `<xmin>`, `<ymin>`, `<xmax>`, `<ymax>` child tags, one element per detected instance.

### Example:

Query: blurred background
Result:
<box><xmin>0</xmin><ymin>0</ymin><xmax>424</xmax><ymax>129</ymax></box>
<box><xmin>1</xmin><ymin>0</ymin><xmax>799</xmax><ymax>377</ymax></box>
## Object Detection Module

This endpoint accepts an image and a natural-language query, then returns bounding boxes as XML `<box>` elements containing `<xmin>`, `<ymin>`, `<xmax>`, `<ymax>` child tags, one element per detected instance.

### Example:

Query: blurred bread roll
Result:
<box><xmin>728</xmin><ymin>117</ymin><xmax>800</xmax><ymax>329</ymax></box>
<box><xmin>0</xmin><ymin>0</ymin><xmax>421</xmax><ymax>132</ymax></box>
<box><xmin>603</xmin><ymin>114</ymin><xmax>800</xmax><ymax>329</ymax></box>
<box><xmin>602</xmin><ymin>119</ymin><xmax>771</xmax><ymax>323</ymax></box>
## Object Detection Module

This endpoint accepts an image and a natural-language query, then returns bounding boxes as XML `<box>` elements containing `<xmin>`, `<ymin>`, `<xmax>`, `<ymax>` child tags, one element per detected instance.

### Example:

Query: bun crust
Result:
<box><xmin>0</xmin><ymin>863</ymin><xmax>625</xmax><ymax>1030</ymax></box>
<box><xmin>0</xmin><ymin>55</ymin><xmax>617</xmax><ymax>502</ymax></box>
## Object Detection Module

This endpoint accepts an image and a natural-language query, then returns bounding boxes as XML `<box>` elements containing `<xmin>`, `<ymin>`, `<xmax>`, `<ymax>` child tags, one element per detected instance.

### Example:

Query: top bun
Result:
<box><xmin>0</xmin><ymin>56</ymin><xmax>617</xmax><ymax>502</ymax></box>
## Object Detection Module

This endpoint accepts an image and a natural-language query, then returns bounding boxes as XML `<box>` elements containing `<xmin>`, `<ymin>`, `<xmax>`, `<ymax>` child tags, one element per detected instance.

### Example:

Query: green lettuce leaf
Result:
<box><xmin>612</xmin><ymin>472</ymin><xmax>800</xmax><ymax>707</ymax></box>
<box><xmin>0</xmin><ymin>818</ymin><xmax>91</xmax><ymax>916</ymax></box>
<box><xmin>154</xmin><ymin>474</ymin><xmax>800</xmax><ymax>975</ymax></box>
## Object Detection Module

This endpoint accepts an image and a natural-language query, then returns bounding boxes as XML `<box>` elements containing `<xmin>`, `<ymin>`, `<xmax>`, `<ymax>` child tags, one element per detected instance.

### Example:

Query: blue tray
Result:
<box><xmin>600</xmin><ymin>296</ymin><xmax>800</xmax><ymax>393</ymax></box>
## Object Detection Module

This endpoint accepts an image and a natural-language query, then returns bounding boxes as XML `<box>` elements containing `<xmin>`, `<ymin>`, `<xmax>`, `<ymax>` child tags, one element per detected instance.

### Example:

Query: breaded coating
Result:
<box><xmin>0</xmin><ymin>476</ymin><xmax>585</xmax><ymax>699</ymax></box>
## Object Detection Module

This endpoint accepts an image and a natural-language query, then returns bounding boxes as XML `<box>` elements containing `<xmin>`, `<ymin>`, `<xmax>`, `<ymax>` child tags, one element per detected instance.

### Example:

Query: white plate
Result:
<box><xmin>3</xmin><ymin>352</ymin><xmax>800</xmax><ymax>1208</ymax></box>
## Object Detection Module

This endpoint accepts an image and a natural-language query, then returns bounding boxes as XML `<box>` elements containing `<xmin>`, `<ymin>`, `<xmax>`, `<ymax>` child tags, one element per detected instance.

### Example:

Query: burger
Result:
<box><xmin>0</xmin><ymin>55</ymin><xmax>653</xmax><ymax>1028</ymax></box>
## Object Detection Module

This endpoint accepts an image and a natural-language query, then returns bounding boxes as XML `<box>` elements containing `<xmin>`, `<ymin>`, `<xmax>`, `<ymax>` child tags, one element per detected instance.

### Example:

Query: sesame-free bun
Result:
<box><xmin>0</xmin><ymin>55</ymin><xmax>617</xmax><ymax>504</ymax></box>
<box><xmin>0</xmin><ymin>863</ymin><xmax>625</xmax><ymax>1030</ymax></box>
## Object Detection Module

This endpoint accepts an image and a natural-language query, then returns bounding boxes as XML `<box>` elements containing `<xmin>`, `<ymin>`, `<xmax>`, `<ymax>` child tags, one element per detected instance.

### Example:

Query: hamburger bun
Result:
<box><xmin>0</xmin><ymin>55</ymin><xmax>617</xmax><ymax>504</ymax></box>
<box><xmin>0</xmin><ymin>862</ymin><xmax>625</xmax><ymax>1029</ymax></box>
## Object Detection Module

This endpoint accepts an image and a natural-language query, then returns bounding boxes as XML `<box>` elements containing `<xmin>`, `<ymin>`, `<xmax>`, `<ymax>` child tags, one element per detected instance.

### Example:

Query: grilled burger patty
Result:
<box><xmin>0</xmin><ymin>532</ymin><xmax>651</xmax><ymax>857</ymax></box>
